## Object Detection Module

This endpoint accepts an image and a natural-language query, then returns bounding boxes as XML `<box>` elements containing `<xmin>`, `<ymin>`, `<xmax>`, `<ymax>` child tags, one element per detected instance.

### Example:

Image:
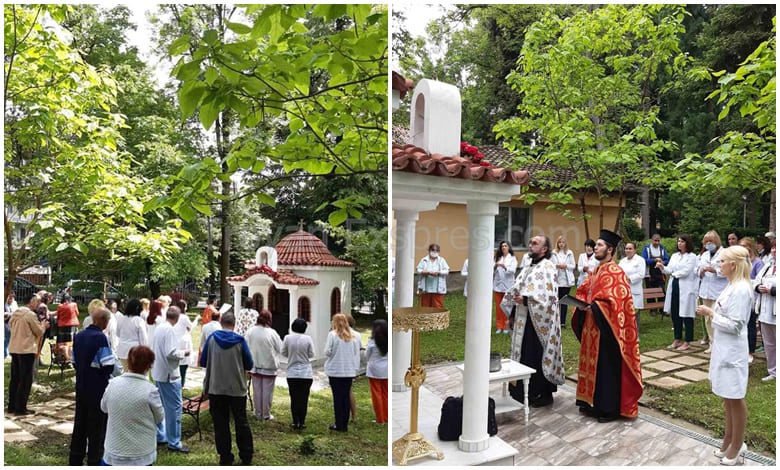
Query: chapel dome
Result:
<box><xmin>275</xmin><ymin>230</ymin><xmax>354</xmax><ymax>267</ymax></box>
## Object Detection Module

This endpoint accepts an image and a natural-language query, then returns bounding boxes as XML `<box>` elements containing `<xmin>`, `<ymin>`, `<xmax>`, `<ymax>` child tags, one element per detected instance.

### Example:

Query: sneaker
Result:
<box><xmin>495</xmin><ymin>329</ymin><xmax>501</xmax><ymax>334</ymax></box>
<box><xmin>675</xmin><ymin>342</ymin><xmax>690</xmax><ymax>352</ymax></box>
<box><xmin>503</xmin><ymin>329</ymin><xmax>510</xmax><ymax>334</ymax></box>
<box><xmin>761</xmin><ymin>375</ymin><xmax>775</xmax><ymax>382</ymax></box>
<box><xmin>748</xmin><ymin>355</ymin><xmax>754</xmax><ymax>364</ymax></box>
<box><xmin>264</xmin><ymin>414</ymin><xmax>275</xmax><ymax>421</ymax></box>
<box><xmin>168</xmin><ymin>445</ymin><xmax>190</xmax><ymax>454</ymax></box>
<box><xmin>699</xmin><ymin>339</ymin><xmax>708</xmax><ymax>345</ymax></box>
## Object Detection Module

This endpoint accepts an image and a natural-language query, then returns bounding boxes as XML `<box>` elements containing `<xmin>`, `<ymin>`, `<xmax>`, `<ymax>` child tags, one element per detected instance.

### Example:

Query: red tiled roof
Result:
<box><xmin>392</xmin><ymin>71</ymin><xmax>414</xmax><ymax>99</ymax></box>
<box><xmin>480</xmin><ymin>145</ymin><xmax>574</xmax><ymax>185</ymax></box>
<box><xmin>275</xmin><ymin>230</ymin><xmax>354</xmax><ymax>267</ymax></box>
<box><xmin>392</xmin><ymin>143</ymin><xmax>530</xmax><ymax>186</ymax></box>
<box><xmin>227</xmin><ymin>265</ymin><xmax>320</xmax><ymax>286</ymax></box>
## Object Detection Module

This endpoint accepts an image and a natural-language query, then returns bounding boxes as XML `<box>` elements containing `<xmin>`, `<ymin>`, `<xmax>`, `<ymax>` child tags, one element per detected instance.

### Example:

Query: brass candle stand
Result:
<box><xmin>392</xmin><ymin>306</ymin><xmax>450</xmax><ymax>466</ymax></box>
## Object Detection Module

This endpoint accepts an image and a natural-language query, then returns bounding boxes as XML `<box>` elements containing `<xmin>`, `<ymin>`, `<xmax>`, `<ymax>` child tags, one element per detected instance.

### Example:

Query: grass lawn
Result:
<box><xmin>4</xmin><ymin>316</ymin><xmax>388</xmax><ymax>466</ymax></box>
<box><xmin>417</xmin><ymin>291</ymin><xmax>776</xmax><ymax>455</ymax></box>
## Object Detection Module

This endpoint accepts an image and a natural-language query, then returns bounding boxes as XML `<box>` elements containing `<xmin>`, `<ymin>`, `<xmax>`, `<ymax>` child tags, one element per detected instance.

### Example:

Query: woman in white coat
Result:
<box><xmin>754</xmin><ymin>242</ymin><xmax>776</xmax><ymax>382</ymax></box>
<box><xmin>659</xmin><ymin>235</ymin><xmax>699</xmax><ymax>351</ymax></box>
<box><xmin>697</xmin><ymin>231</ymin><xmax>728</xmax><ymax>353</ymax></box>
<box><xmin>695</xmin><ymin>246</ymin><xmax>753</xmax><ymax>465</ymax></box>
<box><xmin>552</xmin><ymin>236</ymin><xmax>575</xmax><ymax>327</ymax></box>
<box><xmin>619</xmin><ymin>242</ymin><xmax>645</xmax><ymax>331</ymax></box>
<box><xmin>576</xmin><ymin>239</ymin><xmax>599</xmax><ymax>287</ymax></box>
<box><xmin>416</xmin><ymin>244</ymin><xmax>449</xmax><ymax>308</ymax></box>
<box><xmin>493</xmin><ymin>241</ymin><xmax>518</xmax><ymax>334</ymax></box>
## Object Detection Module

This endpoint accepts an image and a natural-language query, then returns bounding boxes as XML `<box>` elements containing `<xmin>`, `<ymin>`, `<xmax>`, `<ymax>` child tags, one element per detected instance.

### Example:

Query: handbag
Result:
<box><xmin>437</xmin><ymin>395</ymin><xmax>498</xmax><ymax>441</ymax></box>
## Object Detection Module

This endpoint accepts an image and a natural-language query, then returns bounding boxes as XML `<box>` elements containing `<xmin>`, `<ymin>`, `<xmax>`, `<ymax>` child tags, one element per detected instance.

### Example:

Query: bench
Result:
<box><xmin>643</xmin><ymin>287</ymin><xmax>666</xmax><ymax>312</ymax></box>
<box><xmin>182</xmin><ymin>394</ymin><xmax>209</xmax><ymax>440</ymax></box>
<box><xmin>47</xmin><ymin>341</ymin><xmax>70</xmax><ymax>378</ymax></box>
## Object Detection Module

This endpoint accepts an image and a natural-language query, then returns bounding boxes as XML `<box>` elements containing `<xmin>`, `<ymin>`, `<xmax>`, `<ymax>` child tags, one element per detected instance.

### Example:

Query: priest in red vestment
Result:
<box><xmin>572</xmin><ymin>229</ymin><xmax>643</xmax><ymax>422</ymax></box>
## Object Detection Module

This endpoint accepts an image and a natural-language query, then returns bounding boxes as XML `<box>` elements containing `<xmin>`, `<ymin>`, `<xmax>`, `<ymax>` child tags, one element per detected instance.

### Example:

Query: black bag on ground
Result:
<box><xmin>438</xmin><ymin>396</ymin><xmax>498</xmax><ymax>441</ymax></box>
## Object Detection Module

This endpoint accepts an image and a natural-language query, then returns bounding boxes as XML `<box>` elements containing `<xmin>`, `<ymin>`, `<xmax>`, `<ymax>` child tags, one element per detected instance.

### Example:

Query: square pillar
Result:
<box><xmin>392</xmin><ymin>209</ymin><xmax>418</xmax><ymax>392</ymax></box>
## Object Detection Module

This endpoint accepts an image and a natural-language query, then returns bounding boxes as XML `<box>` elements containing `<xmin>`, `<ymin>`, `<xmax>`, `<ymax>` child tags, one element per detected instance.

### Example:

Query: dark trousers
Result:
<box><xmin>209</xmin><ymin>394</ymin><xmax>253</xmax><ymax>465</ymax></box>
<box><xmin>8</xmin><ymin>353</ymin><xmax>35</xmax><ymax>412</ymax></box>
<box><xmin>670</xmin><ymin>278</ymin><xmax>694</xmax><ymax>342</ymax></box>
<box><xmin>287</xmin><ymin>378</ymin><xmax>313</xmax><ymax>426</ymax></box>
<box><xmin>558</xmin><ymin>286</ymin><xmax>570</xmax><ymax>326</ymax></box>
<box><xmin>748</xmin><ymin>310</ymin><xmax>758</xmax><ymax>353</ymax></box>
<box><xmin>329</xmin><ymin>377</ymin><xmax>353</xmax><ymax>431</ymax></box>
<box><xmin>179</xmin><ymin>365</ymin><xmax>188</xmax><ymax>386</ymax></box>
<box><xmin>69</xmin><ymin>394</ymin><xmax>108</xmax><ymax>465</ymax></box>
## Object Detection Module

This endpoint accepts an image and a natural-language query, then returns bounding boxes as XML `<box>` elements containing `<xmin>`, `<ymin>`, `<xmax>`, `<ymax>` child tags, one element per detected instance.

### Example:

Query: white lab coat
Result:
<box><xmin>698</xmin><ymin>248</ymin><xmax>728</xmax><ymax>300</ymax></box>
<box><xmin>709</xmin><ymin>280</ymin><xmax>752</xmax><ymax>399</ymax></box>
<box><xmin>577</xmin><ymin>253</ymin><xmax>599</xmax><ymax>287</ymax></box>
<box><xmin>754</xmin><ymin>262</ymin><xmax>776</xmax><ymax>324</ymax></box>
<box><xmin>492</xmin><ymin>254</ymin><xmax>518</xmax><ymax>293</ymax></box>
<box><xmin>551</xmin><ymin>250</ymin><xmax>575</xmax><ymax>288</ymax></box>
<box><xmin>662</xmin><ymin>252</ymin><xmax>699</xmax><ymax>318</ymax></box>
<box><xmin>417</xmin><ymin>255</ymin><xmax>450</xmax><ymax>294</ymax></box>
<box><xmin>619</xmin><ymin>255</ymin><xmax>645</xmax><ymax>309</ymax></box>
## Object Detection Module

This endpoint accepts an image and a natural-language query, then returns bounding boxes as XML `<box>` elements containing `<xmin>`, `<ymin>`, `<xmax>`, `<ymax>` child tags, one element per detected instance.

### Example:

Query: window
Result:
<box><xmin>298</xmin><ymin>296</ymin><xmax>311</xmax><ymax>322</ymax></box>
<box><xmin>495</xmin><ymin>206</ymin><xmax>531</xmax><ymax>250</ymax></box>
<box><xmin>330</xmin><ymin>288</ymin><xmax>341</xmax><ymax>317</ymax></box>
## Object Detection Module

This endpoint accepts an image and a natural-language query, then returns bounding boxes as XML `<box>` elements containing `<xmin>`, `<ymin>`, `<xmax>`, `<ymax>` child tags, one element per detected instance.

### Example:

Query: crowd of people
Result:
<box><xmin>5</xmin><ymin>290</ymin><xmax>388</xmax><ymax>465</ymax></box>
<box><xmin>425</xmin><ymin>227</ymin><xmax>774</xmax><ymax>464</ymax></box>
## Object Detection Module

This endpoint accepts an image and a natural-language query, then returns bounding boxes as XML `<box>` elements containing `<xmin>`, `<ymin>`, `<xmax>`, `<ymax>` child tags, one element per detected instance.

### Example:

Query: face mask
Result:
<box><xmin>429</xmin><ymin>251</ymin><xmax>438</xmax><ymax>259</ymax></box>
<box><xmin>705</xmin><ymin>243</ymin><xmax>716</xmax><ymax>253</ymax></box>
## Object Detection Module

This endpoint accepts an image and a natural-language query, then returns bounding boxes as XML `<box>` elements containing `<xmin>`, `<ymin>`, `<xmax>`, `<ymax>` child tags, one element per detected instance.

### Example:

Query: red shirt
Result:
<box><xmin>201</xmin><ymin>305</ymin><xmax>216</xmax><ymax>325</ymax></box>
<box><xmin>56</xmin><ymin>302</ymin><xmax>80</xmax><ymax>328</ymax></box>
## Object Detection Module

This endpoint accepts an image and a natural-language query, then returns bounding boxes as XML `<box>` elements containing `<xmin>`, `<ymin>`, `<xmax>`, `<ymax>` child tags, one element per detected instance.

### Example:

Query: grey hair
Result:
<box><xmin>93</xmin><ymin>307</ymin><xmax>111</xmax><ymax>324</ymax></box>
<box><xmin>220</xmin><ymin>311</ymin><xmax>236</xmax><ymax>326</ymax></box>
<box><xmin>166</xmin><ymin>305</ymin><xmax>181</xmax><ymax>321</ymax></box>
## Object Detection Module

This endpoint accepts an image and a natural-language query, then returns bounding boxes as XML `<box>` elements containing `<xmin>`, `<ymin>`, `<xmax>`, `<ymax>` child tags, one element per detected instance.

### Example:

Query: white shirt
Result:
<box><xmin>324</xmin><ymin>330</ymin><xmax>361</xmax><ymax>377</ymax></box>
<box><xmin>577</xmin><ymin>253</ymin><xmax>599</xmax><ymax>286</ymax></box>
<box><xmin>365</xmin><ymin>338</ymin><xmax>387</xmax><ymax>379</ymax></box>
<box><xmin>151</xmin><ymin>322</ymin><xmax>185</xmax><ymax>382</ymax></box>
<box><xmin>492</xmin><ymin>254</ymin><xmax>518</xmax><ymax>293</ymax></box>
<box><xmin>619</xmin><ymin>255</ymin><xmax>646</xmax><ymax>309</ymax></box>
<box><xmin>199</xmin><ymin>321</ymin><xmax>221</xmax><ymax>355</ymax></box>
<box><xmin>116</xmin><ymin>315</ymin><xmax>149</xmax><ymax>360</ymax></box>
<box><xmin>282</xmin><ymin>333</ymin><xmax>314</xmax><ymax>379</ymax></box>
<box><xmin>754</xmin><ymin>262</ymin><xmax>776</xmax><ymax>323</ymax></box>
<box><xmin>551</xmin><ymin>250</ymin><xmax>575</xmax><ymax>288</ymax></box>
<box><xmin>173</xmin><ymin>314</ymin><xmax>195</xmax><ymax>367</ymax></box>
<box><xmin>416</xmin><ymin>255</ymin><xmax>450</xmax><ymax>294</ymax></box>
<box><xmin>235</xmin><ymin>308</ymin><xmax>258</xmax><ymax>337</ymax></box>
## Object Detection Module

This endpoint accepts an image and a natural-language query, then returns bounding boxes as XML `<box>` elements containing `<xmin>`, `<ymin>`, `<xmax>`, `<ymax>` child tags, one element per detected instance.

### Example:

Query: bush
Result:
<box><xmin>298</xmin><ymin>435</ymin><xmax>316</xmax><ymax>456</ymax></box>
<box><xmin>622</xmin><ymin>217</ymin><xmax>645</xmax><ymax>243</ymax></box>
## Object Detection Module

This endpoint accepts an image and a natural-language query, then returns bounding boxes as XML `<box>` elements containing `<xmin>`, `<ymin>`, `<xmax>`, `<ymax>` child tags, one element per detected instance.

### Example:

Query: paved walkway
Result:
<box><xmin>393</xmin><ymin>363</ymin><xmax>774</xmax><ymax>466</ymax></box>
<box><xmin>5</xmin><ymin>363</ymin><xmax>337</xmax><ymax>445</ymax></box>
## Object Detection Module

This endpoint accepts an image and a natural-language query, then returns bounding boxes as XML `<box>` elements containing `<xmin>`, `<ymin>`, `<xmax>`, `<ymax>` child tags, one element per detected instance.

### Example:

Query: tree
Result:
<box><xmin>672</xmin><ymin>18</ymin><xmax>775</xmax><ymax>232</ymax></box>
<box><xmin>4</xmin><ymin>5</ymin><xmax>189</xmax><ymax>297</ymax></box>
<box><xmin>494</xmin><ymin>5</ymin><xmax>685</xmax><ymax>238</ymax></box>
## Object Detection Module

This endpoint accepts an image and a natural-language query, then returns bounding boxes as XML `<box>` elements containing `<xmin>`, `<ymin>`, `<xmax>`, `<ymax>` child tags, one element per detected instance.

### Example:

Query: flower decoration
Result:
<box><xmin>460</xmin><ymin>141</ymin><xmax>491</xmax><ymax>167</ymax></box>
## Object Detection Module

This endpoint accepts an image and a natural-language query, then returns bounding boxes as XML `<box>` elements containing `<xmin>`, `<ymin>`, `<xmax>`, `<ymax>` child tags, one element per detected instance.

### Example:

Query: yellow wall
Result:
<box><xmin>396</xmin><ymin>194</ymin><xmax>621</xmax><ymax>271</ymax></box>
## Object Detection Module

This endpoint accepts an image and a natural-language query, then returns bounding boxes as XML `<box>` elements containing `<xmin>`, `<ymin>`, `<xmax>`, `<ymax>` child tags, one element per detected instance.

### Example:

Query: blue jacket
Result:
<box><xmin>642</xmin><ymin>244</ymin><xmax>670</xmax><ymax>267</ymax></box>
<box><xmin>73</xmin><ymin>325</ymin><xmax>115</xmax><ymax>403</ymax></box>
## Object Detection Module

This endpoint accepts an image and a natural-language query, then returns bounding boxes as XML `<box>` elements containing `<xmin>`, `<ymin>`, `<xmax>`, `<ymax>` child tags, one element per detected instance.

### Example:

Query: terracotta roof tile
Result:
<box><xmin>480</xmin><ymin>145</ymin><xmax>574</xmax><ymax>185</ymax></box>
<box><xmin>392</xmin><ymin>71</ymin><xmax>414</xmax><ymax>99</ymax></box>
<box><xmin>227</xmin><ymin>265</ymin><xmax>320</xmax><ymax>286</ymax></box>
<box><xmin>275</xmin><ymin>230</ymin><xmax>354</xmax><ymax>267</ymax></box>
<box><xmin>392</xmin><ymin>143</ymin><xmax>530</xmax><ymax>186</ymax></box>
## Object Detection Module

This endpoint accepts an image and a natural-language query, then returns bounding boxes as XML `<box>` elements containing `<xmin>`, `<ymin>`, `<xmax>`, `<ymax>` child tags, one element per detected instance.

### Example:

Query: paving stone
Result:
<box><xmin>641</xmin><ymin>369</ymin><xmax>659</xmax><ymax>379</ymax></box>
<box><xmin>646</xmin><ymin>376</ymin><xmax>692</xmax><ymax>389</ymax></box>
<box><xmin>48</xmin><ymin>422</ymin><xmax>74</xmax><ymax>435</ymax></box>
<box><xmin>644</xmin><ymin>360</ymin><xmax>685</xmax><ymax>373</ymax></box>
<box><xmin>21</xmin><ymin>416</ymin><xmax>58</xmax><ymax>427</ymax></box>
<box><xmin>4</xmin><ymin>419</ymin><xmax>21</xmax><ymax>431</ymax></box>
<box><xmin>644</xmin><ymin>349</ymin><xmax>679</xmax><ymax>359</ymax></box>
<box><xmin>640</xmin><ymin>354</ymin><xmax>656</xmax><ymax>364</ymax></box>
<box><xmin>4</xmin><ymin>430</ymin><xmax>38</xmax><ymax>442</ymax></box>
<box><xmin>43</xmin><ymin>398</ymin><xmax>75</xmax><ymax>408</ymax></box>
<box><xmin>673</xmin><ymin>369</ymin><xmax>710</xmax><ymax>382</ymax></box>
<box><xmin>668</xmin><ymin>355</ymin><xmax>709</xmax><ymax>366</ymax></box>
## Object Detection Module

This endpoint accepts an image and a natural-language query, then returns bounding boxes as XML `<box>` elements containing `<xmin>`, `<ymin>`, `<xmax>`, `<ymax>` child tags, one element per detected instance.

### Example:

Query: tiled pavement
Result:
<box><xmin>393</xmin><ymin>362</ymin><xmax>774</xmax><ymax>466</ymax></box>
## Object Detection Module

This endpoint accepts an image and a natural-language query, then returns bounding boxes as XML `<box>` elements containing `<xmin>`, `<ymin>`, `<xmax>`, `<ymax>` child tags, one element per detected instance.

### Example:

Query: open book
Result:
<box><xmin>559</xmin><ymin>295</ymin><xmax>590</xmax><ymax>310</ymax></box>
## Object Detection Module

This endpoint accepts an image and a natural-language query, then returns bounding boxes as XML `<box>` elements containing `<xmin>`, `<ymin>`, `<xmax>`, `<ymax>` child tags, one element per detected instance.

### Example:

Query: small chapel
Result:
<box><xmin>227</xmin><ymin>227</ymin><xmax>354</xmax><ymax>361</ymax></box>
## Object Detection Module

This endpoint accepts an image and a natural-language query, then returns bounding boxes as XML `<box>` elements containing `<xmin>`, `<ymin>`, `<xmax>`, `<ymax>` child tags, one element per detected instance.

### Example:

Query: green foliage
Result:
<box><xmin>494</xmin><ymin>5</ymin><xmax>685</xmax><ymax>233</ymax></box>
<box><xmin>4</xmin><ymin>5</ymin><xmax>190</xmax><ymax>290</ymax></box>
<box><xmin>149</xmin><ymin>241</ymin><xmax>209</xmax><ymax>287</ymax></box>
<box><xmin>298</xmin><ymin>435</ymin><xmax>317</xmax><ymax>456</ymax></box>
<box><xmin>160</xmin><ymin>4</ymin><xmax>388</xmax><ymax>225</ymax></box>
<box><xmin>622</xmin><ymin>218</ymin><xmax>645</xmax><ymax>243</ymax></box>
<box><xmin>672</xmin><ymin>17</ymin><xmax>776</xmax><ymax>196</ymax></box>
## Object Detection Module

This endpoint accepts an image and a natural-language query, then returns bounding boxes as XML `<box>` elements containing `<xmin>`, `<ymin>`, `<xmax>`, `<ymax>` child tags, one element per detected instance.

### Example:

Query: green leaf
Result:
<box><xmin>178</xmin><ymin>81</ymin><xmax>208</xmax><ymax>118</ymax></box>
<box><xmin>328</xmin><ymin>209</ymin><xmax>348</xmax><ymax>226</ymax></box>
<box><xmin>56</xmin><ymin>242</ymin><xmax>69</xmax><ymax>252</ymax></box>
<box><xmin>226</xmin><ymin>22</ymin><xmax>252</xmax><ymax>35</ymax></box>
<box><xmin>204</xmin><ymin>66</ymin><xmax>219</xmax><ymax>85</ymax></box>
<box><xmin>168</xmin><ymin>35</ymin><xmax>191</xmax><ymax>56</ymax></box>
<box><xmin>256</xmin><ymin>193</ymin><xmax>276</xmax><ymax>207</ymax></box>
<box><xmin>203</xmin><ymin>29</ymin><xmax>219</xmax><ymax>46</ymax></box>
<box><xmin>199</xmin><ymin>99</ymin><xmax>222</xmax><ymax>130</ymax></box>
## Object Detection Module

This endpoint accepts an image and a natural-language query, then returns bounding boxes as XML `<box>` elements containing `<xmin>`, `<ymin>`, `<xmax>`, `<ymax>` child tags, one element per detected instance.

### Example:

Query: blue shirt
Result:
<box><xmin>73</xmin><ymin>325</ymin><xmax>115</xmax><ymax>403</ymax></box>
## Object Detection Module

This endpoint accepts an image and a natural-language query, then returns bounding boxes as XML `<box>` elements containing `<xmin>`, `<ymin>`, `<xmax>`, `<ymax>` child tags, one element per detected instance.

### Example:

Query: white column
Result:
<box><xmin>459</xmin><ymin>199</ymin><xmax>498</xmax><ymax>452</ymax></box>
<box><xmin>288</xmin><ymin>288</ymin><xmax>299</xmax><ymax>333</ymax></box>
<box><xmin>232</xmin><ymin>283</ymin><xmax>242</xmax><ymax>317</ymax></box>
<box><xmin>392</xmin><ymin>209</ymin><xmax>418</xmax><ymax>392</ymax></box>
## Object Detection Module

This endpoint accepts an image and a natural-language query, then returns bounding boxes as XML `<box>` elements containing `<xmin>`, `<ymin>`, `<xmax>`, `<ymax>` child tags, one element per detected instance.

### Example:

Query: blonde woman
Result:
<box><xmin>698</xmin><ymin>231</ymin><xmax>728</xmax><ymax>353</ymax></box>
<box><xmin>552</xmin><ymin>236</ymin><xmax>575</xmax><ymax>327</ymax></box>
<box><xmin>695</xmin><ymin>246</ymin><xmax>753</xmax><ymax>465</ymax></box>
<box><xmin>324</xmin><ymin>313</ymin><xmax>361</xmax><ymax>432</ymax></box>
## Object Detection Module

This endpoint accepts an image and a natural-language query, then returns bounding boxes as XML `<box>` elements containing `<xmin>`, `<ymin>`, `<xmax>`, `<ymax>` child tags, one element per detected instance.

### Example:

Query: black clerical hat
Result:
<box><xmin>599</xmin><ymin>229</ymin><xmax>622</xmax><ymax>248</ymax></box>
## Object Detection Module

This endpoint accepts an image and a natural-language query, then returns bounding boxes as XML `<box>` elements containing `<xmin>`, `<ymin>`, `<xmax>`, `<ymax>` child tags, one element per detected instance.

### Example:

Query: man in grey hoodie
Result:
<box><xmin>199</xmin><ymin>312</ymin><xmax>254</xmax><ymax>465</ymax></box>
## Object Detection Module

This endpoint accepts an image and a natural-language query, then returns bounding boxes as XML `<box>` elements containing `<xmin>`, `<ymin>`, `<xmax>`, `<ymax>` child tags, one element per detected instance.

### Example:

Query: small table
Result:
<box><xmin>456</xmin><ymin>359</ymin><xmax>536</xmax><ymax>422</ymax></box>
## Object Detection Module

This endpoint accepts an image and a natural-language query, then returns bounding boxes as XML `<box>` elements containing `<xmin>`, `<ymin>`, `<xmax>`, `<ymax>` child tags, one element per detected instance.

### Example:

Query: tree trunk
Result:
<box><xmin>614</xmin><ymin>189</ymin><xmax>625</xmax><ymax>235</ymax></box>
<box><xmin>4</xmin><ymin>212</ymin><xmax>16</xmax><ymax>299</ymax></box>
<box><xmin>579</xmin><ymin>194</ymin><xmax>590</xmax><ymax>240</ymax></box>
<box><xmin>770</xmin><ymin>188</ymin><xmax>776</xmax><ymax>233</ymax></box>
<box><xmin>217</xmin><ymin>109</ymin><xmax>233</xmax><ymax>304</ymax></box>
<box><xmin>598</xmin><ymin>196</ymin><xmax>604</xmax><ymax>232</ymax></box>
